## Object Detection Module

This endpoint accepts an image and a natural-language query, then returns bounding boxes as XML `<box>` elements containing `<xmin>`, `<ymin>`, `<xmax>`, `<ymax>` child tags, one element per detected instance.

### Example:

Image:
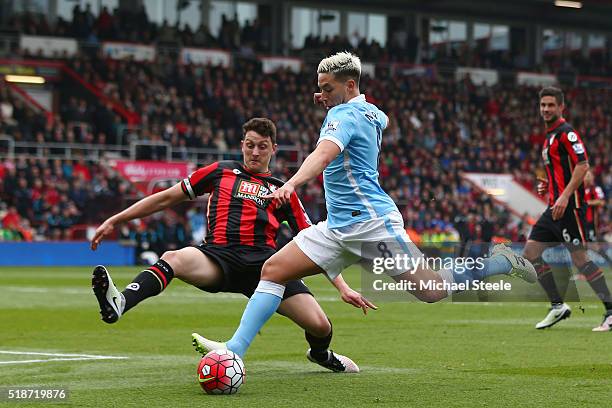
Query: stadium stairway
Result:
<box><xmin>3</xmin><ymin>77</ymin><xmax>54</xmax><ymax>125</ymax></box>
<box><xmin>463</xmin><ymin>172</ymin><xmax>546</xmax><ymax>224</ymax></box>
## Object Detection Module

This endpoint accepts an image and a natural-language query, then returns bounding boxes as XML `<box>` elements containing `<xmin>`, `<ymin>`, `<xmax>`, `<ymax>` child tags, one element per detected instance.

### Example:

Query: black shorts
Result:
<box><xmin>193</xmin><ymin>243</ymin><xmax>312</xmax><ymax>300</ymax></box>
<box><xmin>528</xmin><ymin>207</ymin><xmax>590</xmax><ymax>251</ymax></box>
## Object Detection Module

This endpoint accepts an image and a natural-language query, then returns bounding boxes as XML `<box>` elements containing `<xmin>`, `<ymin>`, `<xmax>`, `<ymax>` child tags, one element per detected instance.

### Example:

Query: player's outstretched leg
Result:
<box><xmin>490</xmin><ymin>244</ymin><xmax>537</xmax><ymax>283</ymax></box>
<box><xmin>278</xmin><ymin>291</ymin><xmax>359</xmax><ymax>373</ymax></box>
<box><xmin>121</xmin><ymin>259</ymin><xmax>175</xmax><ymax>314</ymax></box>
<box><xmin>431</xmin><ymin>243</ymin><xmax>536</xmax><ymax>297</ymax></box>
<box><xmin>92</xmin><ymin>258</ymin><xmax>175</xmax><ymax>324</ymax></box>
<box><xmin>304</xmin><ymin>321</ymin><xmax>359</xmax><ymax>373</ymax></box>
<box><xmin>92</xmin><ymin>265</ymin><xmax>125</xmax><ymax>323</ymax></box>
<box><xmin>193</xmin><ymin>242</ymin><xmax>322</xmax><ymax>357</ymax></box>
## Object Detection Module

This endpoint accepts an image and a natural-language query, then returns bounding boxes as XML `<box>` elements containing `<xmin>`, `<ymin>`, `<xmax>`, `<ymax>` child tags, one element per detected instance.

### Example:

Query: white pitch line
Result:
<box><xmin>0</xmin><ymin>350</ymin><xmax>129</xmax><ymax>366</ymax></box>
<box><xmin>3</xmin><ymin>286</ymin><xmax>342</xmax><ymax>301</ymax></box>
<box><xmin>0</xmin><ymin>357</ymin><xmax>126</xmax><ymax>365</ymax></box>
<box><xmin>0</xmin><ymin>351</ymin><xmax>128</xmax><ymax>358</ymax></box>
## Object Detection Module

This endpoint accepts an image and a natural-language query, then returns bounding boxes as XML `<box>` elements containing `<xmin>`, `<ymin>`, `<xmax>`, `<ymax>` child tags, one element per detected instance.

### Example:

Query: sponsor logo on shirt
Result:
<box><xmin>235</xmin><ymin>180</ymin><xmax>272</xmax><ymax>207</ymax></box>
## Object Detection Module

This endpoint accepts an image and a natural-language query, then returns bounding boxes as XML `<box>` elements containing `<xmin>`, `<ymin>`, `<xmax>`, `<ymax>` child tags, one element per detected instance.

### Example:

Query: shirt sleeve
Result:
<box><xmin>560</xmin><ymin>130</ymin><xmax>588</xmax><ymax>164</ymax></box>
<box><xmin>382</xmin><ymin>111</ymin><xmax>390</xmax><ymax>130</ymax></box>
<box><xmin>276</xmin><ymin>192</ymin><xmax>312</xmax><ymax>234</ymax></box>
<box><xmin>181</xmin><ymin>162</ymin><xmax>219</xmax><ymax>199</ymax></box>
<box><xmin>317</xmin><ymin>105</ymin><xmax>354</xmax><ymax>152</ymax></box>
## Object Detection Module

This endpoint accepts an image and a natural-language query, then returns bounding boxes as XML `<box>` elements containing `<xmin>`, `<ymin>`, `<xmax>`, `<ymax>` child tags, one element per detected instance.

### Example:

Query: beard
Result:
<box><xmin>543</xmin><ymin>113</ymin><xmax>559</xmax><ymax>126</ymax></box>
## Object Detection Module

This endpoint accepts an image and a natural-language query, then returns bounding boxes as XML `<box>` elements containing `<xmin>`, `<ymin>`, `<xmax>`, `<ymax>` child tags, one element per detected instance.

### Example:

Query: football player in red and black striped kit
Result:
<box><xmin>584</xmin><ymin>170</ymin><xmax>606</xmax><ymax>244</ymax></box>
<box><xmin>523</xmin><ymin>87</ymin><xmax>612</xmax><ymax>331</ymax></box>
<box><xmin>90</xmin><ymin>118</ymin><xmax>371</xmax><ymax>372</ymax></box>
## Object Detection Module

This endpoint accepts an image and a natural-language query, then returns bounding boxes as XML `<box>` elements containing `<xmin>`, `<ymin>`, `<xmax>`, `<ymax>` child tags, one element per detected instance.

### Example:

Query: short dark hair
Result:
<box><xmin>242</xmin><ymin>118</ymin><xmax>276</xmax><ymax>144</ymax></box>
<box><xmin>539</xmin><ymin>87</ymin><xmax>564</xmax><ymax>105</ymax></box>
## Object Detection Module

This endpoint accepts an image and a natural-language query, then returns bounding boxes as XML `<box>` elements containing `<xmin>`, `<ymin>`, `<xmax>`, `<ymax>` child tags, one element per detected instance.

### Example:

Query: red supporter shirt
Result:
<box><xmin>584</xmin><ymin>185</ymin><xmax>605</xmax><ymax>225</ymax></box>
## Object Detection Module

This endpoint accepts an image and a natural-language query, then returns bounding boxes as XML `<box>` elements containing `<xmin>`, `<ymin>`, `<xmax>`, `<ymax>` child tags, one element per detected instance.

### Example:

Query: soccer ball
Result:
<box><xmin>197</xmin><ymin>349</ymin><xmax>246</xmax><ymax>395</ymax></box>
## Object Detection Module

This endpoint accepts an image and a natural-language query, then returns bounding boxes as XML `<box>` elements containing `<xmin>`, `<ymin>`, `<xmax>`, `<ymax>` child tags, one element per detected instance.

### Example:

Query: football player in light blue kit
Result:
<box><xmin>193</xmin><ymin>52</ymin><xmax>537</xmax><ymax>371</ymax></box>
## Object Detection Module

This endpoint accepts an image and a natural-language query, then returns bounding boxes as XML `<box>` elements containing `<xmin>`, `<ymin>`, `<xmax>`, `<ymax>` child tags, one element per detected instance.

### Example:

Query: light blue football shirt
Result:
<box><xmin>317</xmin><ymin>94</ymin><xmax>398</xmax><ymax>228</ymax></box>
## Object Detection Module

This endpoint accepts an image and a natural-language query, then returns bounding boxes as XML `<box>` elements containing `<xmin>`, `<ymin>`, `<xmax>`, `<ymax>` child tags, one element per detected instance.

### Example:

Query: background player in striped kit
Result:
<box><xmin>524</xmin><ymin>87</ymin><xmax>612</xmax><ymax>331</ymax></box>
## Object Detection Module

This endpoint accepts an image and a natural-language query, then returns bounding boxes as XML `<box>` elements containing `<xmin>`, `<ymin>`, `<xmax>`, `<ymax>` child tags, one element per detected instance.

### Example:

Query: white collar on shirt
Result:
<box><xmin>347</xmin><ymin>94</ymin><xmax>366</xmax><ymax>104</ymax></box>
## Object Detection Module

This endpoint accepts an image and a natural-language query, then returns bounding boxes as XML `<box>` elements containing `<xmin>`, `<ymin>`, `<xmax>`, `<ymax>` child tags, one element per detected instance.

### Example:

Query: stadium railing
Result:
<box><xmin>0</xmin><ymin>134</ymin><xmax>304</xmax><ymax>167</ymax></box>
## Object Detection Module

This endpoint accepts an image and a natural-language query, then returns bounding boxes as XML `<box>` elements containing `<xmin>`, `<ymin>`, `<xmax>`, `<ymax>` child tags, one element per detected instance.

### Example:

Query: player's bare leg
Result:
<box><xmin>194</xmin><ymin>241</ymin><xmax>325</xmax><ymax>357</ymax></box>
<box><xmin>161</xmin><ymin>247</ymin><xmax>224</xmax><ymax>288</ymax></box>
<box><xmin>391</xmin><ymin>266</ymin><xmax>448</xmax><ymax>303</ymax></box>
<box><xmin>260</xmin><ymin>241</ymin><xmax>324</xmax><ymax>284</ymax></box>
<box><xmin>278</xmin><ymin>294</ymin><xmax>330</xmax><ymax>337</ymax></box>
<box><xmin>278</xmin><ymin>293</ymin><xmax>359</xmax><ymax>373</ymax></box>
<box><xmin>93</xmin><ymin>247</ymin><xmax>223</xmax><ymax>323</ymax></box>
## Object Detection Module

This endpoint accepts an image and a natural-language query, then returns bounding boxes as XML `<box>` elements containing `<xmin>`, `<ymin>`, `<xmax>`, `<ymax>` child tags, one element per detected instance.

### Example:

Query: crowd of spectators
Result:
<box><xmin>1</xmin><ymin>55</ymin><xmax>610</xmax><ymax>249</ymax></box>
<box><xmin>0</xmin><ymin>156</ymin><xmax>125</xmax><ymax>240</ymax></box>
<box><xmin>6</xmin><ymin>5</ymin><xmax>271</xmax><ymax>53</ymax></box>
<box><xmin>5</xmin><ymin>5</ymin><xmax>612</xmax><ymax>75</ymax></box>
<box><xmin>0</xmin><ymin>156</ymin><xmax>195</xmax><ymax>258</ymax></box>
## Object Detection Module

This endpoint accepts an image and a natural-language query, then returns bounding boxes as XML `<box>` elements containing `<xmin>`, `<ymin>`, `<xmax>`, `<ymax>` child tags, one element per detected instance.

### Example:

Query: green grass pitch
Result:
<box><xmin>1</xmin><ymin>266</ymin><xmax>612</xmax><ymax>407</ymax></box>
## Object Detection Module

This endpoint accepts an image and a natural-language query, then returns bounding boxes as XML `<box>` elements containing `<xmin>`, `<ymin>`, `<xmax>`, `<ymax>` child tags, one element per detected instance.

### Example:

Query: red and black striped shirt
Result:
<box><xmin>180</xmin><ymin>161</ymin><xmax>311</xmax><ymax>249</ymax></box>
<box><xmin>584</xmin><ymin>185</ymin><xmax>605</xmax><ymax>225</ymax></box>
<box><xmin>541</xmin><ymin>118</ymin><xmax>589</xmax><ymax>209</ymax></box>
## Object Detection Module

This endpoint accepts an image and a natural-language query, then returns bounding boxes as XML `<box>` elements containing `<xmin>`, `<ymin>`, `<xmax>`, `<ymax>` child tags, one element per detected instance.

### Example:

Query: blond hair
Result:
<box><xmin>317</xmin><ymin>51</ymin><xmax>361</xmax><ymax>84</ymax></box>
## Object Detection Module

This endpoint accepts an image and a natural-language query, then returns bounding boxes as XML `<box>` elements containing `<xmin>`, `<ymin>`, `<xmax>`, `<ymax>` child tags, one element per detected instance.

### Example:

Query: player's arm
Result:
<box><xmin>331</xmin><ymin>274</ymin><xmax>378</xmax><ymax>315</ymax></box>
<box><xmin>263</xmin><ymin>140</ymin><xmax>340</xmax><ymax>205</ymax></box>
<box><xmin>587</xmin><ymin>198</ymin><xmax>605</xmax><ymax>207</ymax></box>
<box><xmin>587</xmin><ymin>187</ymin><xmax>606</xmax><ymax>207</ymax></box>
<box><xmin>91</xmin><ymin>162</ymin><xmax>219</xmax><ymax>249</ymax></box>
<box><xmin>552</xmin><ymin>161</ymin><xmax>589</xmax><ymax>220</ymax></box>
<box><xmin>279</xmin><ymin>192</ymin><xmax>312</xmax><ymax>234</ymax></box>
<box><xmin>91</xmin><ymin>183</ymin><xmax>187</xmax><ymax>250</ymax></box>
<box><xmin>536</xmin><ymin>176</ymin><xmax>548</xmax><ymax>196</ymax></box>
<box><xmin>553</xmin><ymin>131</ymin><xmax>589</xmax><ymax>220</ymax></box>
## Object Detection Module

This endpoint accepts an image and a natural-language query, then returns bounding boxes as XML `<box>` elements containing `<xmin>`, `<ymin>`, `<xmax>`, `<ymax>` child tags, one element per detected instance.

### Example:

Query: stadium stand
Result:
<box><xmin>0</xmin><ymin>8</ymin><xmax>610</xmax><ymax>253</ymax></box>
<box><xmin>5</xmin><ymin>6</ymin><xmax>612</xmax><ymax>75</ymax></box>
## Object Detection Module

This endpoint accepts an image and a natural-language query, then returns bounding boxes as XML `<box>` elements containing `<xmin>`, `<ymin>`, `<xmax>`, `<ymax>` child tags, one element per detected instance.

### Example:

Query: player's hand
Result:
<box><xmin>536</xmin><ymin>177</ymin><xmax>548</xmax><ymax>196</ymax></box>
<box><xmin>551</xmin><ymin>195</ymin><xmax>569</xmax><ymax>220</ymax></box>
<box><xmin>263</xmin><ymin>182</ymin><xmax>295</xmax><ymax>207</ymax></box>
<box><xmin>340</xmin><ymin>288</ymin><xmax>378</xmax><ymax>315</ymax></box>
<box><xmin>90</xmin><ymin>220</ymin><xmax>114</xmax><ymax>251</ymax></box>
